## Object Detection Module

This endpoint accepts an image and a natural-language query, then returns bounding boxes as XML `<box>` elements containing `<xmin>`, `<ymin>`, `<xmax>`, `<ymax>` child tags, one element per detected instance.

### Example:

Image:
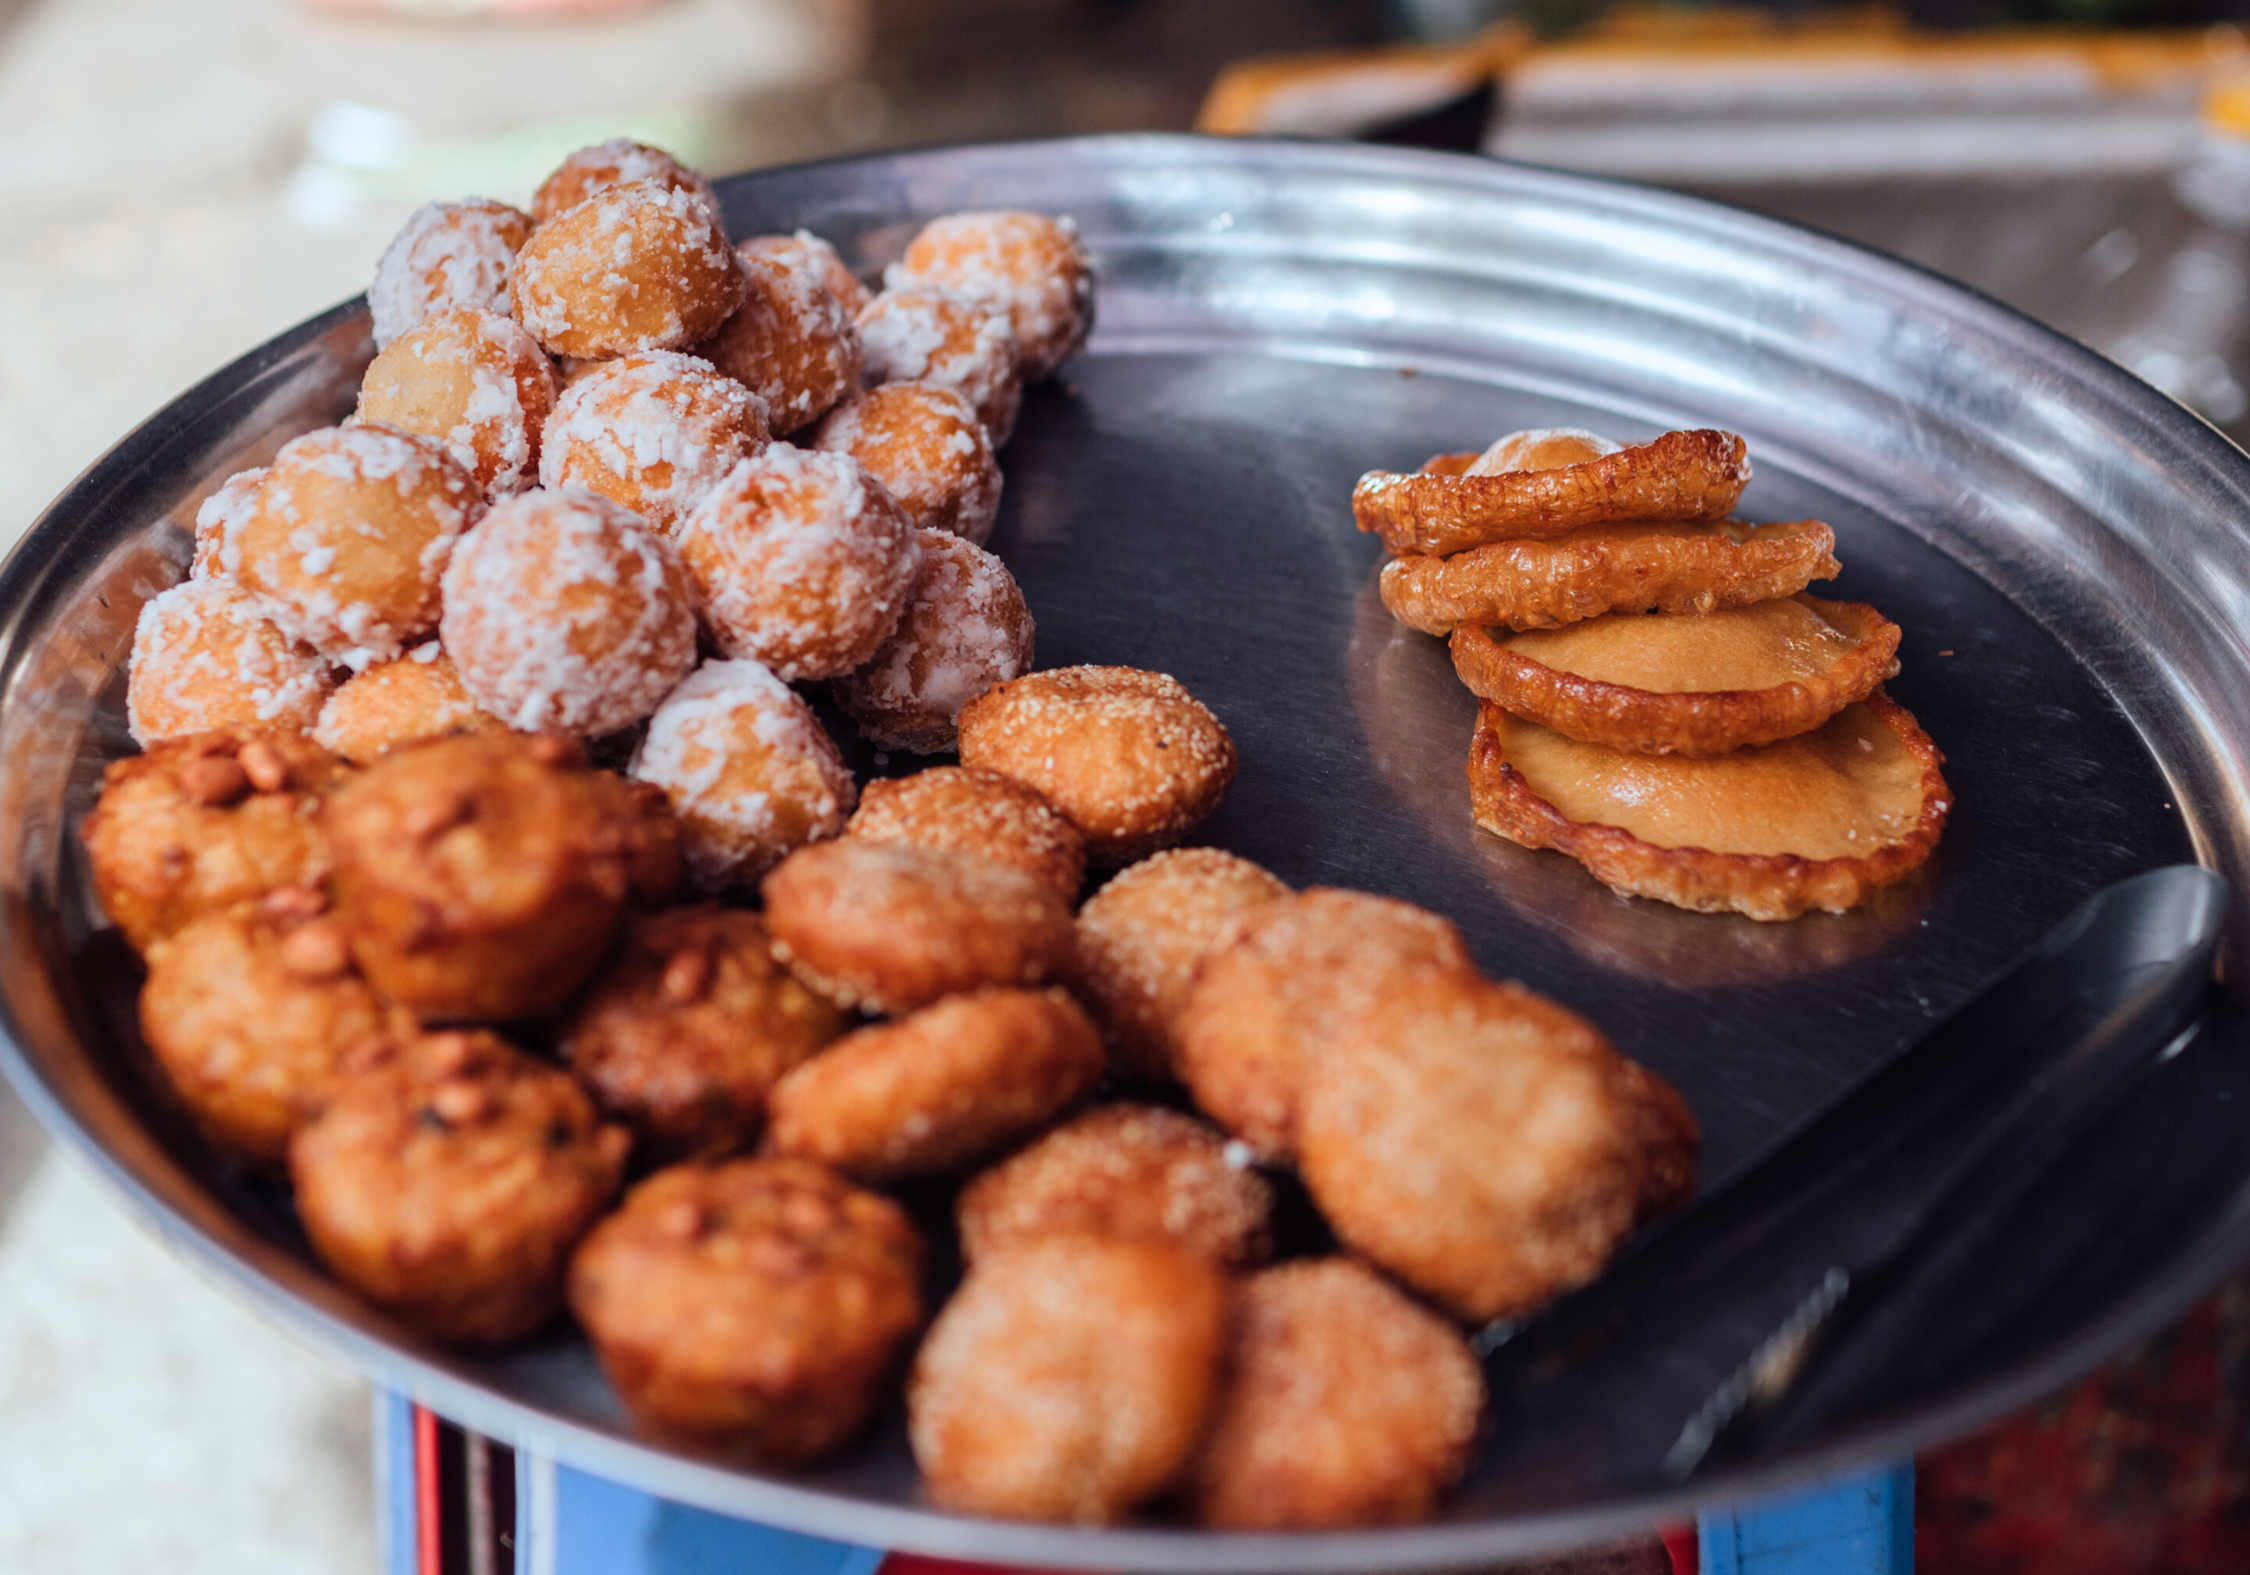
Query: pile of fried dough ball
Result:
<box><xmin>1359</xmin><ymin>427</ymin><xmax>1953</xmax><ymax>921</ymax></box>
<box><xmin>85</xmin><ymin>143</ymin><xmax>1701</xmax><ymax>1532</ymax></box>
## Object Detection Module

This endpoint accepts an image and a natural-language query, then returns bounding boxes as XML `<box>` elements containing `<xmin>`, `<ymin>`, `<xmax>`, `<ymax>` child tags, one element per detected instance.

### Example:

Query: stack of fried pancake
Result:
<box><xmin>1358</xmin><ymin>427</ymin><xmax>1951</xmax><ymax>921</ymax></box>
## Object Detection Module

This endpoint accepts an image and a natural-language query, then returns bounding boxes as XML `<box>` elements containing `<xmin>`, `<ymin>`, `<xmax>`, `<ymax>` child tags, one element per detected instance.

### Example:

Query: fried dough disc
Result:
<box><xmin>1451</xmin><ymin>595</ymin><xmax>1902</xmax><ymax>757</ymax></box>
<box><xmin>1174</xmin><ymin>887</ymin><xmax>1476</xmax><ymax>1160</ymax></box>
<box><xmin>313</xmin><ymin>645</ymin><xmax>502</xmax><ymax>764</ymax></box>
<box><xmin>126</xmin><ymin>577</ymin><xmax>334</xmax><ymax>746</ymax></box>
<box><xmin>537</xmin><ymin>351</ymin><xmax>768</xmax><ymax>535</ymax></box>
<box><xmin>1297</xmin><ymin>972</ymin><xmax>1698</xmax><ymax>1322</ymax></box>
<box><xmin>82</xmin><ymin>730</ymin><xmax>352</xmax><ymax>952</ymax></box>
<box><xmin>956</xmin><ymin>665</ymin><xmax>1237</xmax><ymax>866</ymax></box>
<box><xmin>1356</xmin><ymin>428</ymin><xmax>1751</xmax><ymax>558</ymax></box>
<box><xmin>908</xmin><ymin>1235</ymin><xmax>1229</xmax><ymax>1524</ymax></box>
<box><xmin>761</xmin><ymin>839</ymin><xmax>1075</xmax><ymax>1013</ymax></box>
<box><xmin>368</xmin><ymin>198</ymin><xmax>533</xmax><ymax>350</ymax></box>
<box><xmin>741</xmin><ymin>230</ymin><xmax>872</xmax><ymax>315</ymax></box>
<box><xmin>696</xmin><ymin>250</ymin><xmax>863</xmax><ymax>437</ymax></box>
<box><xmin>190</xmin><ymin>466</ymin><xmax>264</xmax><ymax>579</ymax></box>
<box><xmin>356</xmin><ymin>308</ymin><xmax>557</xmax><ymax>498</ymax></box>
<box><xmin>1381</xmin><ymin>518</ymin><xmax>1839</xmax><ymax>637</ymax></box>
<box><xmin>832</xmin><ymin>530</ymin><xmax>1034</xmax><ymax>755</ymax></box>
<box><xmin>956</xmin><ymin>1103</ymin><xmax>1272</xmax><ymax>1268</ymax></box>
<box><xmin>560</xmin><ymin>907</ymin><xmax>847</xmax><ymax>1164</ymax></box>
<box><xmin>568</xmin><ymin>1157</ymin><xmax>924</xmax><ymax>1462</ymax></box>
<box><xmin>532</xmin><ymin>138</ymin><xmax>720</xmax><ymax>227</ymax></box>
<box><xmin>843</xmin><ymin>766</ymin><xmax>1085</xmax><ymax>900</ymax></box>
<box><xmin>1186</xmin><ymin>1258</ymin><xmax>1484</xmax><ymax>1529</ymax></box>
<box><xmin>512</xmin><ymin>178</ymin><xmax>745</xmax><ymax>359</ymax></box>
<box><xmin>1468</xmin><ymin>692</ymin><xmax>1951</xmax><ymax>922</ymax></box>
<box><xmin>291</xmin><ymin>1028</ymin><xmax>630</xmax><ymax>1344</ymax></box>
<box><xmin>1072</xmin><ymin>847</ymin><xmax>1290</xmax><ymax>1081</ymax></box>
<box><xmin>764</xmin><ymin>986</ymin><xmax>1103</xmax><ymax>1182</ymax></box>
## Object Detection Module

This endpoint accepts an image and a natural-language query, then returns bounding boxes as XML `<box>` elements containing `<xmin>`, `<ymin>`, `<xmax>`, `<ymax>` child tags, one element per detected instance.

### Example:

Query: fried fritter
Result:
<box><xmin>842</xmin><ymin>766</ymin><xmax>1085</xmax><ymax>901</ymax></box>
<box><xmin>126</xmin><ymin>577</ymin><xmax>334</xmax><ymax>746</ymax></box>
<box><xmin>908</xmin><ymin>1236</ymin><xmax>1228</xmax><ymax>1524</ymax></box>
<box><xmin>830</xmin><ymin>530</ymin><xmax>1033</xmax><ymax>755</ymax></box>
<box><xmin>1187</xmin><ymin>1258</ymin><xmax>1484</xmax><ymax>1529</ymax></box>
<box><xmin>312</xmin><ymin>646</ymin><xmax>502</xmax><ymax>765</ymax></box>
<box><xmin>567</xmin><ymin>1156</ymin><xmax>924</xmax><ymax>1462</ymax></box>
<box><xmin>956</xmin><ymin>1103</ymin><xmax>1271</xmax><ymax>1268</ymax></box>
<box><xmin>511</xmin><ymin>178</ymin><xmax>744</xmax><ymax>360</ymax></box>
<box><xmin>1378</xmin><ymin>518</ymin><xmax>1840</xmax><ymax>637</ymax></box>
<box><xmin>1355</xmin><ymin>428</ymin><xmax>1752</xmax><ymax>558</ymax></box>
<box><xmin>1296</xmin><ymin>972</ymin><xmax>1697</xmax><ymax>1322</ymax></box>
<box><xmin>760</xmin><ymin>839</ymin><xmax>1074</xmax><ymax>1014</ymax></box>
<box><xmin>1072</xmin><ymin>847</ymin><xmax>1289</xmax><ymax>1081</ymax></box>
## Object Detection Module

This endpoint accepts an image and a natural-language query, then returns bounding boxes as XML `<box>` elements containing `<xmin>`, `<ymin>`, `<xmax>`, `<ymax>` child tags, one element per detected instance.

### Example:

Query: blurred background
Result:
<box><xmin>10</xmin><ymin>0</ymin><xmax>2250</xmax><ymax>1570</ymax></box>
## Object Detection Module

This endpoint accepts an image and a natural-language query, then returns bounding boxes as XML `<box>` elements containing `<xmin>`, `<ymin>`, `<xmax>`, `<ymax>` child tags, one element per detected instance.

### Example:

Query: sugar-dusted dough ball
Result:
<box><xmin>513</xmin><ymin>178</ymin><xmax>745</xmax><ymax>360</ymax></box>
<box><xmin>368</xmin><ymin>198</ymin><xmax>533</xmax><ymax>349</ymax></box>
<box><xmin>190</xmin><ymin>467</ymin><xmax>264</xmax><ymax>579</ymax></box>
<box><xmin>532</xmin><ymin>138</ymin><xmax>721</xmax><ymax>227</ymax></box>
<box><xmin>312</xmin><ymin>644</ymin><xmax>501</xmax><ymax>764</ymax></box>
<box><xmin>741</xmin><ymin>230</ymin><xmax>871</xmax><ymax>316</ymax></box>
<box><xmin>356</xmin><ymin>308</ymin><xmax>558</xmax><ymax>498</ymax></box>
<box><xmin>537</xmin><ymin>351</ymin><xmax>767</xmax><ymax>535</ymax></box>
<box><xmin>697</xmin><ymin>250</ymin><xmax>862</xmax><ymax>436</ymax></box>
<box><xmin>832</xmin><ymin>530</ymin><xmax>1031</xmax><ymax>754</ymax></box>
<box><xmin>811</xmin><ymin>382</ymin><xmax>1002</xmax><ymax>543</ymax></box>
<box><xmin>856</xmin><ymin>288</ymin><xmax>1022</xmax><ymax>444</ymax></box>
<box><xmin>234</xmin><ymin>425</ymin><xmax>481</xmax><ymax>668</ymax></box>
<box><xmin>957</xmin><ymin>666</ymin><xmax>1237</xmax><ymax>866</ymax></box>
<box><xmin>891</xmin><ymin>211</ymin><xmax>1093</xmax><ymax>380</ymax></box>
<box><xmin>441</xmin><ymin>489</ymin><xmax>697</xmax><ymax>737</ymax></box>
<box><xmin>844</xmin><ymin>766</ymin><xmax>1084</xmax><ymax>901</ymax></box>
<box><xmin>629</xmin><ymin>658</ymin><xmax>857</xmax><ymax>889</ymax></box>
<box><xmin>127</xmin><ymin>578</ymin><xmax>334</xmax><ymax>746</ymax></box>
<box><xmin>675</xmin><ymin>447</ymin><xmax>921</xmax><ymax>681</ymax></box>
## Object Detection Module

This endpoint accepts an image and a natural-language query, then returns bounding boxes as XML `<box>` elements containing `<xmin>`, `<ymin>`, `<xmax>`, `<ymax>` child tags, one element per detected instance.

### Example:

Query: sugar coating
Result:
<box><xmin>856</xmin><ymin>288</ymin><xmax>1022</xmax><ymax>445</ymax></box>
<box><xmin>811</xmin><ymin>382</ymin><xmax>1002</xmax><ymax>545</ymax></box>
<box><xmin>127</xmin><ymin>577</ymin><xmax>334</xmax><ymax>745</ymax></box>
<box><xmin>368</xmin><ymin>199</ymin><xmax>532</xmax><ymax>350</ymax></box>
<box><xmin>834</xmin><ymin>530</ymin><xmax>1032</xmax><ymax>754</ymax></box>
<box><xmin>887</xmin><ymin>211</ymin><xmax>1092</xmax><ymax>381</ymax></box>
<box><xmin>190</xmin><ymin>467</ymin><xmax>266</xmax><ymax>580</ymax></box>
<box><xmin>742</xmin><ymin>230</ymin><xmax>872</xmax><ymax>316</ymax></box>
<box><xmin>511</xmin><ymin>178</ymin><xmax>745</xmax><ymax>359</ymax></box>
<box><xmin>439</xmin><ymin>488</ymin><xmax>698</xmax><ymax>737</ymax></box>
<box><xmin>539</xmin><ymin>351</ymin><xmax>768</xmax><ymax>535</ymax></box>
<box><xmin>675</xmin><ymin>446</ymin><xmax>922</xmax><ymax>682</ymax></box>
<box><xmin>630</xmin><ymin>658</ymin><xmax>857</xmax><ymax>889</ymax></box>
<box><xmin>357</xmin><ymin>309</ymin><xmax>557</xmax><ymax>498</ymax></box>
<box><xmin>532</xmin><ymin>138</ymin><xmax>721</xmax><ymax>227</ymax></box>
<box><xmin>697</xmin><ymin>251</ymin><xmax>862</xmax><ymax>437</ymax></box>
<box><xmin>1466</xmin><ymin>427</ymin><xmax>1623</xmax><ymax>477</ymax></box>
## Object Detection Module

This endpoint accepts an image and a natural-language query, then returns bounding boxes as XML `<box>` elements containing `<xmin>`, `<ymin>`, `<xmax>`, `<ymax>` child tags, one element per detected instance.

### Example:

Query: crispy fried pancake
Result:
<box><xmin>1451</xmin><ymin>595</ymin><xmax>1901</xmax><ymax>756</ymax></box>
<box><xmin>1467</xmin><ymin>691</ymin><xmax>1949</xmax><ymax>921</ymax></box>
<box><xmin>1355</xmin><ymin>429</ymin><xmax>1751</xmax><ymax>557</ymax></box>
<box><xmin>1379</xmin><ymin>517</ymin><xmax>1838</xmax><ymax>637</ymax></box>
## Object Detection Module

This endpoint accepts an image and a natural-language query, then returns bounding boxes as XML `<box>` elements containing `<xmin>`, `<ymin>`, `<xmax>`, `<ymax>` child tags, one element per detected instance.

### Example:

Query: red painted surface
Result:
<box><xmin>414</xmin><ymin>1404</ymin><xmax>443</xmax><ymax>1575</ymax></box>
<box><xmin>878</xmin><ymin>1556</ymin><xmax>1109</xmax><ymax>1575</ymax></box>
<box><xmin>1661</xmin><ymin>1520</ymin><xmax>1700</xmax><ymax>1573</ymax></box>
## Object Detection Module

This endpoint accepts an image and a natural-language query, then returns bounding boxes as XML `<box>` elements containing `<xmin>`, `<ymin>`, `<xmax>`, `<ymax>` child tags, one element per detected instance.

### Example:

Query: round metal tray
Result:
<box><xmin>8</xmin><ymin>134</ymin><xmax>2250</xmax><ymax>1570</ymax></box>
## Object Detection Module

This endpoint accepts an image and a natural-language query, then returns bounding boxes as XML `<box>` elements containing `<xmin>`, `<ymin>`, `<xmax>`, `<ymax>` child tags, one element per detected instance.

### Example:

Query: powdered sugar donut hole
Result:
<box><xmin>812</xmin><ymin>382</ymin><xmax>1002</xmax><ymax>546</ymax></box>
<box><xmin>742</xmin><ymin>230</ymin><xmax>872</xmax><ymax>316</ymax></box>
<box><xmin>440</xmin><ymin>489</ymin><xmax>698</xmax><ymax>737</ymax></box>
<box><xmin>313</xmin><ymin>644</ymin><xmax>503</xmax><ymax>764</ymax></box>
<box><xmin>368</xmin><ymin>199</ymin><xmax>533</xmax><ymax>350</ymax></box>
<box><xmin>833</xmin><ymin>529</ymin><xmax>1033</xmax><ymax>754</ymax></box>
<box><xmin>675</xmin><ymin>447</ymin><xmax>922</xmax><ymax>681</ymax></box>
<box><xmin>233</xmin><ymin>426</ymin><xmax>480</xmax><ymax>668</ymax></box>
<box><xmin>630</xmin><ymin>658</ymin><xmax>858</xmax><ymax>889</ymax></box>
<box><xmin>532</xmin><ymin>138</ymin><xmax>721</xmax><ymax>227</ymax></box>
<box><xmin>512</xmin><ymin>179</ymin><xmax>745</xmax><ymax>360</ymax></box>
<box><xmin>190</xmin><ymin>467</ymin><xmax>265</xmax><ymax>579</ymax></box>
<box><xmin>356</xmin><ymin>309</ymin><xmax>558</xmax><ymax>499</ymax></box>
<box><xmin>856</xmin><ymin>288</ymin><xmax>1022</xmax><ymax>446</ymax></box>
<box><xmin>696</xmin><ymin>251</ymin><xmax>862</xmax><ymax>437</ymax></box>
<box><xmin>538</xmin><ymin>351</ymin><xmax>768</xmax><ymax>535</ymax></box>
<box><xmin>127</xmin><ymin>578</ymin><xmax>334</xmax><ymax>746</ymax></box>
<box><xmin>890</xmin><ymin>212</ymin><xmax>1093</xmax><ymax>381</ymax></box>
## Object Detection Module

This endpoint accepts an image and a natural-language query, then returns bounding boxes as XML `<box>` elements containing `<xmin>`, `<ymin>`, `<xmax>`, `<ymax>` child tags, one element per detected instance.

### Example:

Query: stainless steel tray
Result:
<box><xmin>8</xmin><ymin>134</ymin><xmax>2250</xmax><ymax>1570</ymax></box>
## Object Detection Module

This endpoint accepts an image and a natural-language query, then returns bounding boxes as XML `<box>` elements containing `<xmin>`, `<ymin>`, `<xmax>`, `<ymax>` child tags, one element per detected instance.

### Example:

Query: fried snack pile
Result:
<box><xmin>1360</xmin><ymin>426</ymin><xmax>1953</xmax><ymax>920</ymax></box>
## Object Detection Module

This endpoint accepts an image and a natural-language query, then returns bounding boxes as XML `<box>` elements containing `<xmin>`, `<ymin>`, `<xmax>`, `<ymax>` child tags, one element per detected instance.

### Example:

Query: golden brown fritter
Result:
<box><xmin>139</xmin><ymin>895</ymin><xmax>392</xmax><ymax>1162</ymax></box>
<box><xmin>1296</xmin><ymin>972</ymin><xmax>1697</xmax><ymax>1322</ymax></box>
<box><xmin>842</xmin><ymin>766</ymin><xmax>1085</xmax><ymax>901</ymax></box>
<box><xmin>532</xmin><ymin>139</ymin><xmax>719</xmax><ymax>227</ymax></box>
<box><xmin>356</xmin><ymin>308</ymin><xmax>557</xmax><ymax>498</ymax></box>
<box><xmin>1174</xmin><ymin>888</ymin><xmax>1477</xmax><ymax>1161</ymax></box>
<box><xmin>560</xmin><ymin>907</ymin><xmax>847</xmax><ymax>1164</ymax></box>
<box><xmin>290</xmin><ymin>1028</ymin><xmax>630</xmax><ymax>1343</ymax></box>
<box><xmin>82</xmin><ymin>729</ymin><xmax>352</xmax><ymax>952</ymax></box>
<box><xmin>956</xmin><ymin>665</ymin><xmax>1237</xmax><ymax>867</ymax></box>
<box><xmin>568</xmin><ymin>1156</ymin><xmax>924</xmax><ymax>1462</ymax></box>
<box><xmin>126</xmin><ymin>578</ymin><xmax>333</xmax><ymax>746</ymax></box>
<box><xmin>830</xmin><ymin>530</ymin><xmax>1034</xmax><ymax>755</ymax></box>
<box><xmin>1378</xmin><ymin>518</ymin><xmax>1840</xmax><ymax>637</ymax></box>
<box><xmin>890</xmin><ymin>211</ymin><xmax>1093</xmax><ymax>382</ymax></box>
<box><xmin>760</xmin><ymin>839</ymin><xmax>1074</xmax><ymax>1014</ymax></box>
<box><xmin>908</xmin><ymin>1235</ymin><xmax>1228</xmax><ymax>1524</ymax></box>
<box><xmin>511</xmin><ymin>178</ymin><xmax>744</xmax><ymax>360</ymax></box>
<box><xmin>696</xmin><ymin>249</ymin><xmax>862</xmax><ymax>436</ymax></box>
<box><xmin>1354</xmin><ymin>428</ymin><xmax>1751</xmax><ymax>557</ymax></box>
<box><xmin>1187</xmin><ymin>1258</ymin><xmax>1485</xmax><ymax>1529</ymax></box>
<box><xmin>1071</xmin><ymin>847</ymin><xmax>1290</xmax><ymax>1081</ymax></box>
<box><xmin>956</xmin><ymin>1103</ymin><xmax>1271</xmax><ymax>1268</ymax></box>
<box><xmin>763</xmin><ymin>987</ymin><xmax>1103</xmax><ymax>1183</ymax></box>
<box><xmin>322</xmin><ymin>733</ymin><xmax>680</xmax><ymax>1022</ymax></box>
<box><xmin>312</xmin><ymin>648</ymin><xmax>502</xmax><ymax>765</ymax></box>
